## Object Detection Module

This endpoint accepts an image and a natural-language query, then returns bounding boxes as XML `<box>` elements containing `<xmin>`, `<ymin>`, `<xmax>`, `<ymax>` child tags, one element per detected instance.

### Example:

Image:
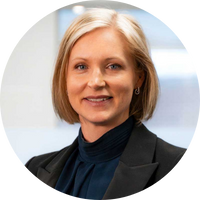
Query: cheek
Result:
<box><xmin>67</xmin><ymin>76</ymin><xmax>81</xmax><ymax>95</ymax></box>
<box><xmin>113</xmin><ymin>81</ymin><xmax>134</xmax><ymax>104</ymax></box>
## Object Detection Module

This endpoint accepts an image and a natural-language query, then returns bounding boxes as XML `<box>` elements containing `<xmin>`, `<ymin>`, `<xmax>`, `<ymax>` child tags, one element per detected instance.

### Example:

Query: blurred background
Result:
<box><xmin>1</xmin><ymin>1</ymin><xmax>199</xmax><ymax>164</ymax></box>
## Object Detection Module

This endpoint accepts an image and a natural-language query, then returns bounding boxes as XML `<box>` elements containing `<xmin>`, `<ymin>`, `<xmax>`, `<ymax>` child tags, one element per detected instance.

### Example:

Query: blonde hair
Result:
<box><xmin>52</xmin><ymin>8</ymin><xmax>159</xmax><ymax>124</ymax></box>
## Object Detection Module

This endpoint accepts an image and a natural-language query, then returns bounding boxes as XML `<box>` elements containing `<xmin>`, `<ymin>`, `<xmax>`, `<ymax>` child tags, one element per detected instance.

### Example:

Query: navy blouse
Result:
<box><xmin>55</xmin><ymin>116</ymin><xmax>134</xmax><ymax>199</ymax></box>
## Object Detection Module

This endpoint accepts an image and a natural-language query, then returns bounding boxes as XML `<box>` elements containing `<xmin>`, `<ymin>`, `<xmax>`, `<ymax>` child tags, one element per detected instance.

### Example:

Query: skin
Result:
<box><xmin>67</xmin><ymin>27</ymin><xmax>144</xmax><ymax>142</ymax></box>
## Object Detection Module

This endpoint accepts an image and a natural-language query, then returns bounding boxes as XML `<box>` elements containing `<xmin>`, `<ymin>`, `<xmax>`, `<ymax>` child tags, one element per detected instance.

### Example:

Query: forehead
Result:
<box><xmin>69</xmin><ymin>27</ymin><xmax>130</xmax><ymax>60</ymax></box>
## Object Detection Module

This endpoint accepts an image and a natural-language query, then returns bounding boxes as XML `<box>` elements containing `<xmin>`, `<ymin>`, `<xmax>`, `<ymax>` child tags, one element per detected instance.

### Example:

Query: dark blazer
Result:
<box><xmin>26</xmin><ymin>123</ymin><xmax>186</xmax><ymax>199</ymax></box>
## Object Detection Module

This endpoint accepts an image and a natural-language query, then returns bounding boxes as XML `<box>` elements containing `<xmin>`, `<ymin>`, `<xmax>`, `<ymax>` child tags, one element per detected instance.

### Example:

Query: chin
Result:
<box><xmin>80</xmin><ymin>113</ymin><xmax>115</xmax><ymax>125</ymax></box>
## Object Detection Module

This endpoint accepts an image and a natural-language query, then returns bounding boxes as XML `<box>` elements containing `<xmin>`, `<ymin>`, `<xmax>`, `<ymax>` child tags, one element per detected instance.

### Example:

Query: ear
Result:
<box><xmin>134</xmin><ymin>71</ymin><xmax>145</xmax><ymax>89</ymax></box>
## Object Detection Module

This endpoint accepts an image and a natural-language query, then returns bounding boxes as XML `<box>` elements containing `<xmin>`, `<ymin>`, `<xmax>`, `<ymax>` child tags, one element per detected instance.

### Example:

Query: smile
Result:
<box><xmin>83</xmin><ymin>96</ymin><xmax>113</xmax><ymax>106</ymax></box>
<box><xmin>87</xmin><ymin>97</ymin><xmax>111</xmax><ymax>101</ymax></box>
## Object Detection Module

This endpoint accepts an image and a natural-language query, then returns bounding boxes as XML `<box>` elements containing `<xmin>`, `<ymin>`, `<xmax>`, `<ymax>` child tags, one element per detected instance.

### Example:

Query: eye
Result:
<box><xmin>75</xmin><ymin>64</ymin><xmax>121</xmax><ymax>70</ymax></box>
<box><xmin>75</xmin><ymin>64</ymin><xmax>85</xmax><ymax>69</ymax></box>
<box><xmin>109</xmin><ymin>64</ymin><xmax>121</xmax><ymax>70</ymax></box>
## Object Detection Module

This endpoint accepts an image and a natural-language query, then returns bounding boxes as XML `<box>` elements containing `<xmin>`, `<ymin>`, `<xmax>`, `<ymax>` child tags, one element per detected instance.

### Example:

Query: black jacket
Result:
<box><xmin>26</xmin><ymin>123</ymin><xmax>186</xmax><ymax>199</ymax></box>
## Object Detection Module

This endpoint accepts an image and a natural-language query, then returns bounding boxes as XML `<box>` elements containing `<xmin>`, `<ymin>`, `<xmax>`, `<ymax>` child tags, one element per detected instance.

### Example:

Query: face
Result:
<box><xmin>67</xmin><ymin>27</ymin><xmax>140</xmax><ymax>127</ymax></box>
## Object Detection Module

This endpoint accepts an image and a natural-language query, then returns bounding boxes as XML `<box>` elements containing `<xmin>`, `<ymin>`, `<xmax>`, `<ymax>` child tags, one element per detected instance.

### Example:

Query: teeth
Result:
<box><xmin>87</xmin><ymin>97</ymin><xmax>110</xmax><ymax>102</ymax></box>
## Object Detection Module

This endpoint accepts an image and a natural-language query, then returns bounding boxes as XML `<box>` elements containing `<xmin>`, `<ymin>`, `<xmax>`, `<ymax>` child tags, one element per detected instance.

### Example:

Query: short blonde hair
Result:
<box><xmin>52</xmin><ymin>8</ymin><xmax>159</xmax><ymax>124</ymax></box>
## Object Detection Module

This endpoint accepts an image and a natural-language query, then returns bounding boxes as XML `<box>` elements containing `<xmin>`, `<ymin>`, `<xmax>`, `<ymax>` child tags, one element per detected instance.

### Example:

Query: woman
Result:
<box><xmin>26</xmin><ymin>8</ymin><xmax>186</xmax><ymax>199</ymax></box>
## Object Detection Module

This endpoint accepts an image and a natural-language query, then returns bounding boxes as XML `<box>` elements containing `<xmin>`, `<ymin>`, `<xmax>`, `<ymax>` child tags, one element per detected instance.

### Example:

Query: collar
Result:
<box><xmin>78</xmin><ymin>116</ymin><xmax>134</xmax><ymax>163</ymax></box>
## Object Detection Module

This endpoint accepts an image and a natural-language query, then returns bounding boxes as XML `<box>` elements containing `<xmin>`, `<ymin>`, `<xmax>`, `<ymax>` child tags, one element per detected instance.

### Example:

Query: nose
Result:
<box><xmin>87</xmin><ymin>69</ymin><xmax>106</xmax><ymax>89</ymax></box>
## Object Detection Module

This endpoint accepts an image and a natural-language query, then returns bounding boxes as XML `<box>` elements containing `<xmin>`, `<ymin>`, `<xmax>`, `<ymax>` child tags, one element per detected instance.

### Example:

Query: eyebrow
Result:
<box><xmin>71</xmin><ymin>57</ymin><xmax>125</xmax><ymax>62</ymax></box>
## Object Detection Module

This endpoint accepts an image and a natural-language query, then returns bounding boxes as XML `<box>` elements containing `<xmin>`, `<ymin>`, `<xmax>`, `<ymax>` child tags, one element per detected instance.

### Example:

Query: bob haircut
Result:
<box><xmin>52</xmin><ymin>8</ymin><xmax>159</xmax><ymax>124</ymax></box>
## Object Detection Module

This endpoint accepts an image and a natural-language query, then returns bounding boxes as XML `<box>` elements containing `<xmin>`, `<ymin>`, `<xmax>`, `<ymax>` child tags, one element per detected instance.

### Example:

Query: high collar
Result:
<box><xmin>36</xmin><ymin>123</ymin><xmax>158</xmax><ymax>199</ymax></box>
<box><xmin>78</xmin><ymin>116</ymin><xmax>134</xmax><ymax>163</ymax></box>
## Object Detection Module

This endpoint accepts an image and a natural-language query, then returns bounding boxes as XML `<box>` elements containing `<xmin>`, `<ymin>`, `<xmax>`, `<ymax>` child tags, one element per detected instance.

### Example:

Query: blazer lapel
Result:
<box><xmin>103</xmin><ymin>161</ymin><xmax>158</xmax><ymax>199</ymax></box>
<box><xmin>103</xmin><ymin>124</ymin><xmax>159</xmax><ymax>199</ymax></box>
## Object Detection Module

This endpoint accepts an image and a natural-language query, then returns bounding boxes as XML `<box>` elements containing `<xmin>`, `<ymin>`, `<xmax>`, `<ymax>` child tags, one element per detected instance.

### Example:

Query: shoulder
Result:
<box><xmin>25</xmin><ymin>146</ymin><xmax>70</xmax><ymax>176</ymax></box>
<box><xmin>155</xmin><ymin>137</ymin><xmax>186</xmax><ymax>166</ymax></box>
<box><xmin>153</xmin><ymin>137</ymin><xmax>186</xmax><ymax>180</ymax></box>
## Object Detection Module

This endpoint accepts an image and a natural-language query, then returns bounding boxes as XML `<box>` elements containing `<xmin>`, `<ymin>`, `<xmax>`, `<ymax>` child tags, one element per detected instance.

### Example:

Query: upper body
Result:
<box><xmin>26</xmin><ymin>8</ymin><xmax>186</xmax><ymax>199</ymax></box>
<box><xmin>26</xmin><ymin>120</ymin><xmax>186</xmax><ymax>199</ymax></box>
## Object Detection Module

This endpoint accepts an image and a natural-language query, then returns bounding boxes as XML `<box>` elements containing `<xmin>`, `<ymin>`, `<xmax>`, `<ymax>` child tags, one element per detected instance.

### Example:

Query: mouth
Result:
<box><xmin>84</xmin><ymin>97</ymin><xmax>113</xmax><ymax>107</ymax></box>
<box><xmin>86</xmin><ymin>97</ymin><xmax>112</xmax><ymax>102</ymax></box>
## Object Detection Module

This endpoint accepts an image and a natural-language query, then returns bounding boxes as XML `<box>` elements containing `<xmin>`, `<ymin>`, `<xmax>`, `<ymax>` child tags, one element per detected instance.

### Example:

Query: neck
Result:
<box><xmin>80</xmin><ymin>116</ymin><xmax>129</xmax><ymax>143</ymax></box>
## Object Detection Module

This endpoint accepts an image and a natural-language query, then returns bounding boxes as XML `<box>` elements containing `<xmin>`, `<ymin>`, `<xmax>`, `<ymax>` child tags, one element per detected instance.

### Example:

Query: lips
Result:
<box><xmin>82</xmin><ymin>95</ymin><xmax>113</xmax><ymax>107</ymax></box>
<box><xmin>87</xmin><ymin>97</ymin><xmax>111</xmax><ymax>102</ymax></box>
<box><xmin>84</xmin><ymin>95</ymin><xmax>112</xmax><ymax>99</ymax></box>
